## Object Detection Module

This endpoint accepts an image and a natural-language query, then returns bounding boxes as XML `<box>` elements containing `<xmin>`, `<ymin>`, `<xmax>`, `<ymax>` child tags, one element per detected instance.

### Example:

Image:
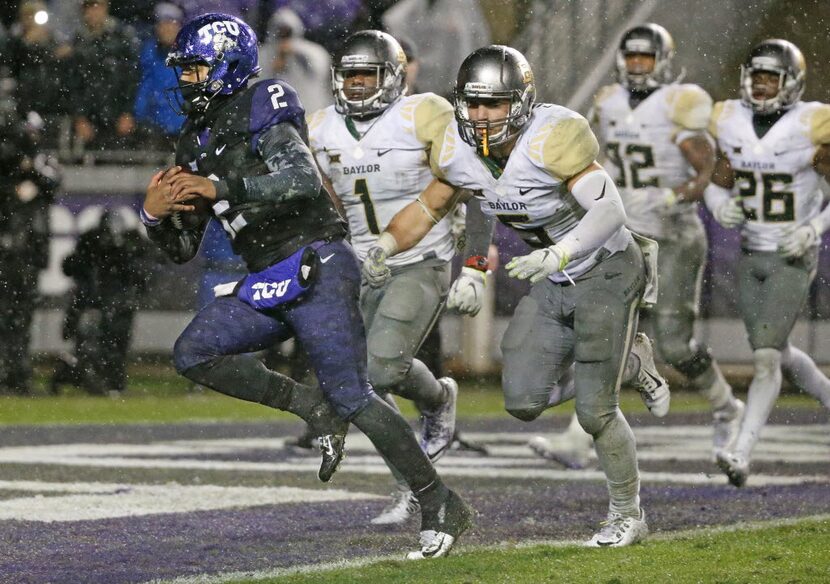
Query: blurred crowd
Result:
<box><xmin>0</xmin><ymin>0</ymin><xmax>492</xmax><ymax>161</ymax></box>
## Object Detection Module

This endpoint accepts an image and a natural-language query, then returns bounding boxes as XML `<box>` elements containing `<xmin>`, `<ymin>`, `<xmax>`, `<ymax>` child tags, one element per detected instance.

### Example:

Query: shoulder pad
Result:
<box><xmin>709</xmin><ymin>101</ymin><xmax>727</xmax><ymax>139</ymax></box>
<box><xmin>593</xmin><ymin>84</ymin><xmax>619</xmax><ymax>108</ymax></box>
<box><xmin>248</xmin><ymin>79</ymin><xmax>305</xmax><ymax>140</ymax></box>
<box><xmin>667</xmin><ymin>84</ymin><xmax>712</xmax><ymax>131</ymax></box>
<box><xmin>802</xmin><ymin>103</ymin><xmax>830</xmax><ymax>146</ymax></box>
<box><xmin>432</xmin><ymin>121</ymin><xmax>459</xmax><ymax>181</ymax></box>
<box><xmin>528</xmin><ymin>108</ymin><xmax>599</xmax><ymax>180</ymax></box>
<box><xmin>408</xmin><ymin>93</ymin><xmax>453</xmax><ymax>145</ymax></box>
<box><xmin>306</xmin><ymin>108</ymin><xmax>328</xmax><ymax>131</ymax></box>
<box><xmin>305</xmin><ymin>107</ymin><xmax>330</xmax><ymax>145</ymax></box>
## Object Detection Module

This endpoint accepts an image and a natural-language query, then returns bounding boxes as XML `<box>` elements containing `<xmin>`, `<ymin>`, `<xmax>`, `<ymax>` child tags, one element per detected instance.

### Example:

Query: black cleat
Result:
<box><xmin>317</xmin><ymin>433</ymin><xmax>346</xmax><ymax>482</ymax></box>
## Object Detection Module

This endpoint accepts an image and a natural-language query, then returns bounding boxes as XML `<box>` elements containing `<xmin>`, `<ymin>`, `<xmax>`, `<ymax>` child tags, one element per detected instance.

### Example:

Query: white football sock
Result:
<box><xmin>734</xmin><ymin>348</ymin><xmax>782</xmax><ymax>460</ymax></box>
<box><xmin>781</xmin><ymin>345</ymin><xmax>830</xmax><ymax>409</ymax></box>
<box><xmin>591</xmin><ymin>409</ymin><xmax>640</xmax><ymax>517</ymax></box>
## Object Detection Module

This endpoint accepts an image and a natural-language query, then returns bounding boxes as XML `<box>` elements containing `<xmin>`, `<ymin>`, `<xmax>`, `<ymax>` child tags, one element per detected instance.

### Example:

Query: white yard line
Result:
<box><xmin>0</xmin><ymin>481</ymin><xmax>381</xmax><ymax>522</ymax></box>
<box><xmin>0</xmin><ymin>423</ymin><xmax>825</xmax><ymax>489</ymax></box>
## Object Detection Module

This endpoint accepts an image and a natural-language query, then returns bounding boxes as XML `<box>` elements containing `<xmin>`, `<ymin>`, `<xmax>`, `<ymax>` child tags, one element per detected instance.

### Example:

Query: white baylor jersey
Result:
<box><xmin>592</xmin><ymin>83</ymin><xmax>712</xmax><ymax>239</ymax></box>
<box><xmin>711</xmin><ymin>99</ymin><xmax>830</xmax><ymax>251</ymax></box>
<box><xmin>307</xmin><ymin>93</ymin><xmax>456</xmax><ymax>267</ymax></box>
<box><xmin>432</xmin><ymin>103</ymin><xmax>631</xmax><ymax>283</ymax></box>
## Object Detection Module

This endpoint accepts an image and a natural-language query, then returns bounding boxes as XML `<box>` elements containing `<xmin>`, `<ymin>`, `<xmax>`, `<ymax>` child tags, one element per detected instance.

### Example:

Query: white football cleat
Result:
<box><xmin>528</xmin><ymin>433</ymin><xmax>593</xmax><ymax>470</ymax></box>
<box><xmin>712</xmin><ymin>399</ymin><xmax>745</xmax><ymax>459</ymax></box>
<box><xmin>406</xmin><ymin>530</ymin><xmax>458</xmax><ymax>560</ymax></box>
<box><xmin>406</xmin><ymin>489</ymin><xmax>473</xmax><ymax>560</ymax></box>
<box><xmin>419</xmin><ymin>377</ymin><xmax>458</xmax><ymax>462</ymax></box>
<box><xmin>630</xmin><ymin>333</ymin><xmax>670</xmax><ymax>417</ymax></box>
<box><xmin>584</xmin><ymin>508</ymin><xmax>648</xmax><ymax>547</ymax></box>
<box><xmin>370</xmin><ymin>490</ymin><xmax>419</xmax><ymax>525</ymax></box>
<box><xmin>716</xmin><ymin>450</ymin><xmax>749</xmax><ymax>488</ymax></box>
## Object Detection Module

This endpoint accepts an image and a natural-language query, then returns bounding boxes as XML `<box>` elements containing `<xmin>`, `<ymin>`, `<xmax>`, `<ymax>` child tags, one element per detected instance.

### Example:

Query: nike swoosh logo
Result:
<box><xmin>519</xmin><ymin>187</ymin><xmax>535</xmax><ymax>195</ymax></box>
<box><xmin>644</xmin><ymin>369</ymin><xmax>663</xmax><ymax>389</ymax></box>
<box><xmin>376</xmin><ymin>149</ymin><xmax>394</xmax><ymax>157</ymax></box>
<box><xmin>215</xmin><ymin>144</ymin><xmax>227</xmax><ymax>155</ymax></box>
<box><xmin>320</xmin><ymin>253</ymin><xmax>335</xmax><ymax>264</ymax></box>
<box><xmin>594</xmin><ymin>181</ymin><xmax>607</xmax><ymax>200</ymax></box>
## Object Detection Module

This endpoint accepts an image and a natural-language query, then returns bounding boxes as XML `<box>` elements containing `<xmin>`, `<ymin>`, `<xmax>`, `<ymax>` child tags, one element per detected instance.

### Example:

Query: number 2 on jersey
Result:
<box><xmin>355</xmin><ymin>178</ymin><xmax>380</xmax><ymax>234</ymax></box>
<box><xmin>267</xmin><ymin>83</ymin><xmax>288</xmax><ymax>109</ymax></box>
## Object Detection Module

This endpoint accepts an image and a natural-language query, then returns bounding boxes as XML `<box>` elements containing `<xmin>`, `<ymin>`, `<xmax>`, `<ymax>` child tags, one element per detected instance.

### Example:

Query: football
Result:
<box><xmin>170</xmin><ymin>196</ymin><xmax>212</xmax><ymax>230</ymax></box>
<box><xmin>166</xmin><ymin>167</ymin><xmax>213</xmax><ymax>230</ymax></box>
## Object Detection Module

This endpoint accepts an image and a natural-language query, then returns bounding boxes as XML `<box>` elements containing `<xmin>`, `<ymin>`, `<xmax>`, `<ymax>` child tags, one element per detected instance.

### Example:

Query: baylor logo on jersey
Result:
<box><xmin>343</xmin><ymin>164</ymin><xmax>381</xmax><ymax>175</ymax></box>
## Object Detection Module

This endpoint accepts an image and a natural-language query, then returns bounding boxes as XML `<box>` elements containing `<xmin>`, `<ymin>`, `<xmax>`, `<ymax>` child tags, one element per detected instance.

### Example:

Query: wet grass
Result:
<box><xmin>0</xmin><ymin>364</ymin><xmax>822</xmax><ymax>425</ymax></box>
<box><xmin>262</xmin><ymin>517</ymin><xmax>830</xmax><ymax>584</ymax></box>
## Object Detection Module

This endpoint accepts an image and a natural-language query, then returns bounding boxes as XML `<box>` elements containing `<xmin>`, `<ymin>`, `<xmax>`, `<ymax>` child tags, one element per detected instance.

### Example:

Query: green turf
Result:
<box><xmin>245</xmin><ymin>517</ymin><xmax>830</xmax><ymax>584</ymax></box>
<box><xmin>0</xmin><ymin>365</ymin><xmax>822</xmax><ymax>425</ymax></box>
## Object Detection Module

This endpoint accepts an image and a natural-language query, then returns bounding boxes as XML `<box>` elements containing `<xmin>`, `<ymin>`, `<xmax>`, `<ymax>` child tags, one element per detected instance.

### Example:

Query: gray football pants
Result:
<box><xmin>359</xmin><ymin>260</ymin><xmax>450</xmax><ymax>401</ymax></box>
<box><xmin>650</xmin><ymin>221</ymin><xmax>708</xmax><ymax>371</ymax></box>
<box><xmin>738</xmin><ymin>249</ymin><xmax>816</xmax><ymax>350</ymax></box>
<box><xmin>360</xmin><ymin>260</ymin><xmax>449</xmax><ymax>490</ymax></box>
<box><xmin>501</xmin><ymin>242</ymin><xmax>645</xmax><ymax>516</ymax></box>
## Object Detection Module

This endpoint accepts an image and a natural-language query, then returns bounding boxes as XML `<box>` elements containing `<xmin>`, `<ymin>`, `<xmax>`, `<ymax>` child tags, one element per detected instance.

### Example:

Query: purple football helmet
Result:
<box><xmin>166</xmin><ymin>13</ymin><xmax>261</xmax><ymax>113</ymax></box>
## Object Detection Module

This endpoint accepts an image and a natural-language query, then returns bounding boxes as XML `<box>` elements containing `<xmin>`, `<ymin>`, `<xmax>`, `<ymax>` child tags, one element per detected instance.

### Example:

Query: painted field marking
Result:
<box><xmin>0</xmin><ymin>423</ymin><xmax>825</xmax><ymax>488</ymax></box>
<box><xmin>0</xmin><ymin>480</ymin><xmax>381</xmax><ymax>522</ymax></box>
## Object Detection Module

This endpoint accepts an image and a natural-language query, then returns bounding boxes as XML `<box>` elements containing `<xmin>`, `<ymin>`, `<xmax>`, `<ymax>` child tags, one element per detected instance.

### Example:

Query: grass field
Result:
<box><xmin>265</xmin><ymin>517</ymin><xmax>830</xmax><ymax>584</ymax></box>
<box><xmin>0</xmin><ymin>365</ymin><xmax>822</xmax><ymax>425</ymax></box>
<box><xmin>1</xmin><ymin>364</ymin><xmax>827</xmax><ymax>584</ymax></box>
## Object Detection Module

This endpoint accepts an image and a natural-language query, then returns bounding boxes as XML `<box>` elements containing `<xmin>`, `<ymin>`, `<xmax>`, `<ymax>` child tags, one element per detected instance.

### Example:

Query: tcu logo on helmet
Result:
<box><xmin>197</xmin><ymin>20</ymin><xmax>241</xmax><ymax>45</ymax></box>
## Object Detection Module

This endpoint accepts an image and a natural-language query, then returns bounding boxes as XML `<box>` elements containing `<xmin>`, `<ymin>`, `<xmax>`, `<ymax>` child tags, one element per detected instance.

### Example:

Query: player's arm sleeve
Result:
<box><xmin>144</xmin><ymin>219</ymin><xmax>209</xmax><ymax>264</ymax></box>
<box><xmin>555</xmin><ymin>165</ymin><xmax>626</xmax><ymax>261</ymax></box>
<box><xmin>539</xmin><ymin>117</ymin><xmax>622</xmax><ymax>260</ymax></box>
<box><xmin>214</xmin><ymin>123</ymin><xmax>323</xmax><ymax>205</ymax></box>
<box><xmin>669</xmin><ymin>85</ymin><xmax>713</xmax><ymax>143</ymax></box>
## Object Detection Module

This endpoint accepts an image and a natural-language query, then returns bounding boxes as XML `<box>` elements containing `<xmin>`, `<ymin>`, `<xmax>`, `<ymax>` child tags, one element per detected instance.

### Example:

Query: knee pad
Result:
<box><xmin>753</xmin><ymin>348</ymin><xmax>781</xmax><ymax>379</ymax></box>
<box><xmin>505</xmin><ymin>404</ymin><xmax>545</xmax><ymax>422</ymax></box>
<box><xmin>671</xmin><ymin>342</ymin><xmax>713</xmax><ymax>380</ymax></box>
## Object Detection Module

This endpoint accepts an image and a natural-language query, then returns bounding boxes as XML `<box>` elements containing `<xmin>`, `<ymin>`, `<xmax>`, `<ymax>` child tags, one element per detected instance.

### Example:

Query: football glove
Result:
<box><xmin>362</xmin><ymin>245</ymin><xmax>391</xmax><ymax>288</ymax></box>
<box><xmin>714</xmin><ymin>198</ymin><xmax>745</xmax><ymax>228</ymax></box>
<box><xmin>447</xmin><ymin>267</ymin><xmax>486</xmax><ymax>316</ymax></box>
<box><xmin>779</xmin><ymin>221</ymin><xmax>819</xmax><ymax>259</ymax></box>
<box><xmin>506</xmin><ymin>244</ymin><xmax>569</xmax><ymax>284</ymax></box>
